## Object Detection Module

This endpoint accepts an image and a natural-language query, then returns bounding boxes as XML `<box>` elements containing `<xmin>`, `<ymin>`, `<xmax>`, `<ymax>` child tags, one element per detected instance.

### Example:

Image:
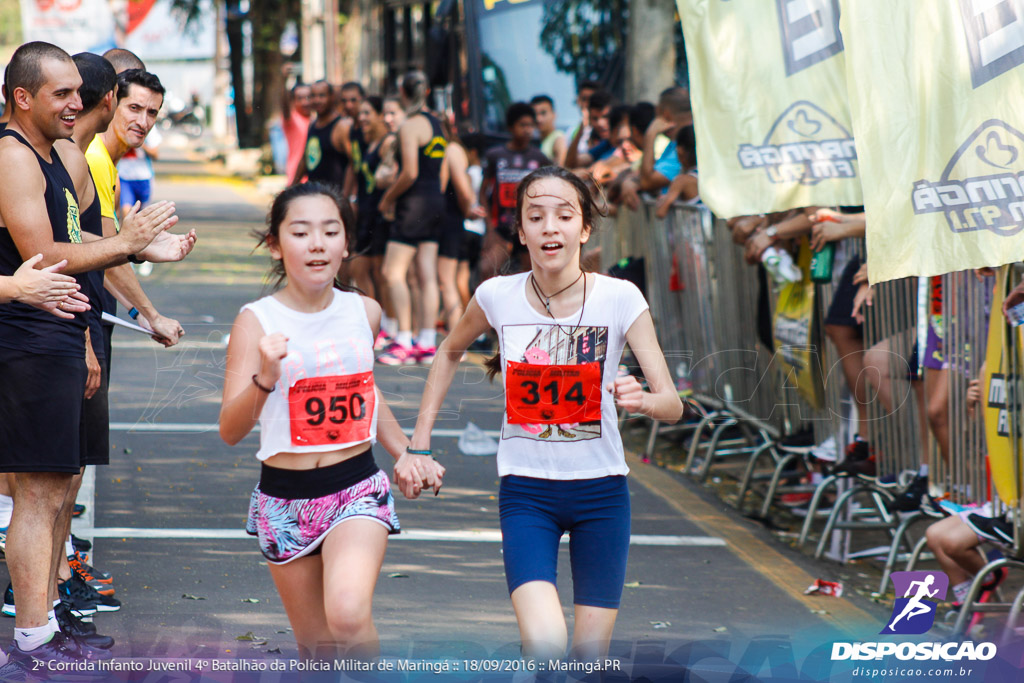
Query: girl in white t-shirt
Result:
<box><xmin>410</xmin><ymin>166</ymin><xmax>683</xmax><ymax>661</ymax></box>
<box><xmin>219</xmin><ymin>182</ymin><xmax>444</xmax><ymax>659</ymax></box>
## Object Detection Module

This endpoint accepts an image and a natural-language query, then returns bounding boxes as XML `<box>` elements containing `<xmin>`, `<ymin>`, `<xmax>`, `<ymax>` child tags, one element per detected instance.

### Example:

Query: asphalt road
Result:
<box><xmin>14</xmin><ymin>169</ymin><xmax>928</xmax><ymax>680</ymax></box>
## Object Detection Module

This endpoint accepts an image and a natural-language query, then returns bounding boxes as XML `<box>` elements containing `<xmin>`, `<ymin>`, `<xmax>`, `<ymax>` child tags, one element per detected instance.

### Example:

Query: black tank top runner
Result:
<box><xmin>304</xmin><ymin>115</ymin><xmax>348</xmax><ymax>188</ymax></box>
<box><xmin>80</xmin><ymin>171</ymin><xmax>105</xmax><ymax>359</ymax></box>
<box><xmin>397</xmin><ymin>111</ymin><xmax>446</xmax><ymax>201</ymax></box>
<box><xmin>0</xmin><ymin>128</ymin><xmax>88</xmax><ymax>358</ymax></box>
<box><xmin>354</xmin><ymin>134</ymin><xmax>387</xmax><ymax>219</ymax></box>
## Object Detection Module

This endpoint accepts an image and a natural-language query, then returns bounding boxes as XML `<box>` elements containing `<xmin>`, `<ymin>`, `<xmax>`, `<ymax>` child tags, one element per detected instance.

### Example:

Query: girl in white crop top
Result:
<box><xmin>410</xmin><ymin>167</ymin><xmax>683</xmax><ymax>662</ymax></box>
<box><xmin>219</xmin><ymin>183</ymin><xmax>444</xmax><ymax>659</ymax></box>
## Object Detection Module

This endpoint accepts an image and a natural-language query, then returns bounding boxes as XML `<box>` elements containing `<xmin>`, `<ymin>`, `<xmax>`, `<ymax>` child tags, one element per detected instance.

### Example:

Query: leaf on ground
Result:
<box><xmin>181</xmin><ymin>594</ymin><xmax>205</xmax><ymax>600</ymax></box>
<box><xmin>388</xmin><ymin>573</ymin><xmax>410</xmax><ymax>579</ymax></box>
<box><xmin>650</xmin><ymin>621</ymin><xmax>671</xmax><ymax>629</ymax></box>
<box><xmin>236</xmin><ymin>632</ymin><xmax>258</xmax><ymax>641</ymax></box>
<box><xmin>624</xmin><ymin>581</ymin><xmax>642</xmax><ymax>588</ymax></box>
<box><xmin>809</xmin><ymin>609</ymin><xmax>828</xmax><ymax>615</ymax></box>
<box><xmin>267</xmin><ymin>647</ymin><xmax>282</xmax><ymax>654</ymax></box>
<box><xmin>240</xmin><ymin>598</ymin><xmax>260</xmax><ymax>603</ymax></box>
<box><xmin>713</xmin><ymin>626</ymin><xmax>728</xmax><ymax>633</ymax></box>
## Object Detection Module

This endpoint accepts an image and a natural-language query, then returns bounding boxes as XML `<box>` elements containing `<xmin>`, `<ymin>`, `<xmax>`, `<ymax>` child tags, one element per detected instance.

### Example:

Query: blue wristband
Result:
<box><xmin>128</xmin><ymin>307</ymin><xmax>139</xmax><ymax>320</ymax></box>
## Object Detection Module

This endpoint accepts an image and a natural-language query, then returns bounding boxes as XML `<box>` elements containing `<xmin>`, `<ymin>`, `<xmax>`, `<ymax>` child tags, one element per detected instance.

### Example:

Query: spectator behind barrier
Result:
<box><xmin>531</xmin><ymin>95</ymin><xmax>567</xmax><ymax>166</ymax></box>
<box><xmin>655</xmin><ymin>125</ymin><xmax>699</xmax><ymax>218</ymax></box>
<box><xmin>570</xmin><ymin>79</ymin><xmax>603</xmax><ymax>158</ymax></box>
<box><xmin>589</xmin><ymin>105</ymin><xmax>638</xmax><ymax>187</ymax></box>
<box><xmin>639</xmin><ymin>87</ymin><xmax>692</xmax><ymax>194</ymax></box>
<box><xmin>566</xmin><ymin>89</ymin><xmax>614</xmax><ymax>169</ymax></box>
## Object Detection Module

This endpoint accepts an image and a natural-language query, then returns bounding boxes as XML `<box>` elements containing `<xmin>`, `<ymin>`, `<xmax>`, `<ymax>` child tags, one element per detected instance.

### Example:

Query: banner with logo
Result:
<box><xmin>841</xmin><ymin>1</ymin><xmax>1024</xmax><ymax>283</ymax></box>
<box><xmin>676</xmin><ymin>0</ymin><xmax>862</xmax><ymax>219</ymax></box>
<box><xmin>773</xmin><ymin>240</ymin><xmax>824</xmax><ymax>409</ymax></box>
<box><xmin>20</xmin><ymin>0</ymin><xmax>116</xmax><ymax>54</ymax></box>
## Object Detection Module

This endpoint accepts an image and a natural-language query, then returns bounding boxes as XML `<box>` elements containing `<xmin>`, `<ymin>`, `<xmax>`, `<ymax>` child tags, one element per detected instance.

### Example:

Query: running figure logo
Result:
<box><xmin>881</xmin><ymin>571</ymin><xmax>949</xmax><ymax>635</ymax></box>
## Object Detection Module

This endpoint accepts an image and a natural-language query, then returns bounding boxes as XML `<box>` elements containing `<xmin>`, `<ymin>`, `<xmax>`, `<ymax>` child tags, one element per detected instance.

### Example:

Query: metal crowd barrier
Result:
<box><xmin>610</xmin><ymin>201</ymin><xmax>1024</xmax><ymax>622</ymax></box>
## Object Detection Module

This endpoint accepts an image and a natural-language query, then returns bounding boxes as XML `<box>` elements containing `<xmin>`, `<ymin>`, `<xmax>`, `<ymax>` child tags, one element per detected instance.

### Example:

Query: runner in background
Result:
<box><xmin>346</xmin><ymin>95</ymin><xmax>393</xmax><ymax>336</ymax></box>
<box><xmin>289</xmin><ymin>81</ymin><xmax>351</xmax><ymax>191</ymax></box>
<box><xmin>479</xmin><ymin>102</ymin><xmax>550</xmax><ymax>282</ymax></box>
<box><xmin>219</xmin><ymin>182</ymin><xmax>443</xmax><ymax>659</ymax></box>
<box><xmin>376</xmin><ymin>72</ymin><xmax>446</xmax><ymax>366</ymax></box>
<box><xmin>279</xmin><ymin>65</ymin><xmax>311</xmax><ymax>183</ymax></box>
<box><xmin>531</xmin><ymin>95</ymin><xmax>567</xmax><ymax>166</ymax></box>
<box><xmin>118</xmin><ymin>126</ymin><xmax>162</xmax><ymax>278</ymax></box>
<box><xmin>437</xmin><ymin>123</ymin><xmax>487</xmax><ymax>334</ymax></box>
<box><xmin>410</xmin><ymin>166</ymin><xmax>682</xmax><ymax>662</ymax></box>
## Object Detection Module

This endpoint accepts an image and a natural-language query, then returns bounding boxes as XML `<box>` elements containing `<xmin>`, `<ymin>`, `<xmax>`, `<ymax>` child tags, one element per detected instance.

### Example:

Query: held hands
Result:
<box><xmin>394</xmin><ymin>452</ymin><xmax>445</xmax><ymax>499</ymax></box>
<box><xmin>12</xmin><ymin>254</ymin><xmax>91</xmax><ymax>319</ymax></box>
<box><xmin>607</xmin><ymin>374</ymin><xmax>646</xmax><ymax>414</ymax></box>
<box><xmin>119</xmin><ymin>201</ymin><xmax>179</xmax><ymax>255</ymax></box>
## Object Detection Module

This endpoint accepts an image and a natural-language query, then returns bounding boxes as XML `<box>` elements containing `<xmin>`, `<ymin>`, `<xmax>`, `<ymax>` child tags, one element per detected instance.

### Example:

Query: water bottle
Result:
<box><xmin>762</xmin><ymin>247</ymin><xmax>802</xmax><ymax>284</ymax></box>
<box><xmin>810</xmin><ymin>243</ymin><xmax>835</xmax><ymax>283</ymax></box>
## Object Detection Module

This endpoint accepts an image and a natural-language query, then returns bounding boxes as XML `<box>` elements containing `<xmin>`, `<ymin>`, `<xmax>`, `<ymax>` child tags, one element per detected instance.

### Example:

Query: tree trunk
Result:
<box><xmin>225</xmin><ymin>0</ymin><xmax>255</xmax><ymax>147</ymax></box>
<box><xmin>625</xmin><ymin>0</ymin><xmax>677</xmax><ymax>102</ymax></box>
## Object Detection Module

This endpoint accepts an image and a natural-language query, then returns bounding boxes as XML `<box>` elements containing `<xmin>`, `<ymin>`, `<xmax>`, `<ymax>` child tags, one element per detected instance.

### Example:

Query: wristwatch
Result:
<box><xmin>765</xmin><ymin>226</ymin><xmax>779</xmax><ymax>242</ymax></box>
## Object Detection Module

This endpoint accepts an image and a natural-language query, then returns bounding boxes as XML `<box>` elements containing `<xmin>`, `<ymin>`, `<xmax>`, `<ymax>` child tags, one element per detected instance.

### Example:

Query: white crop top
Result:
<box><xmin>474</xmin><ymin>272</ymin><xmax>650</xmax><ymax>480</ymax></box>
<box><xmin>241</xmin><ymin>290</ymin><xmax>378</xmax><ymax>461</ymax></box>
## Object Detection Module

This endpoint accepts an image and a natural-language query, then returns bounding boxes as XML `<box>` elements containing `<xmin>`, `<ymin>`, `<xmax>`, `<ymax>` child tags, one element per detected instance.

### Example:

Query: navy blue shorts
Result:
<box><xmin>498</xmin><ymin>474</ymin><xmax>630</xmax><ymax>609</ymax></box>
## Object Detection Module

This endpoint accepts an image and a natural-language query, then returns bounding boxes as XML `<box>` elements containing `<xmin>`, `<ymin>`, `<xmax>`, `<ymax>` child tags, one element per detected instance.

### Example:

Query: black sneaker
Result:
<box><xmin>0</xmin><ymin>657</ymin><xmax>31</xmax><ymax>682</ymax></box>
<box><xmin>830</xmin><ymin>438</ymin><xmax>876</xmax><ymax>477</ymax></box>
<box><xmin>886</xmin><ymin>475</ymin><xmax>929</xmax><ymax>512</ymax></box>
<box><xmin>62</xmin><ymin>576</ymin><xmax>119</xmax><ymax>616</ymax></box>
<box><xmin>71</xmin><ymin>504</ymin><xmax>85</xmax><ymax>518</ymax></box>
<box><xmin>55</xmin><ymin>602</ymin><xmax>114</xmax><ymax>651</ymax></box>
<box><xmin>2</xmin><ymin>584</ymin><xmax>13</xmax><ymax>617</ymax></box>
<box><xmin>965</xmin><ymin>513</ymin><xmax>1014</xmax><ymax>545</ymax></box>
<box><xmin>58</xmin><ymin>579</ymin><xmax>96</xmax><ymax>618</ymax></box>
<box><xmin>69</xmin><ymin>535</ymin><xmax>90</xmax><ymax>554</ymax></box>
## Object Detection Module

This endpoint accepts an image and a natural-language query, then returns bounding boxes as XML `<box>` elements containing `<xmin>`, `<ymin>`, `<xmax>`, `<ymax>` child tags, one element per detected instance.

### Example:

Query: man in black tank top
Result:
<box><xmin>0</xmin><ymin>42</ymin><xmax>179</xmax><ymax>667</ymax></box>
<box><xmin>288</xmin><ymin>80</ymin><xmax>352</xmax><ymax>189</ymax></box>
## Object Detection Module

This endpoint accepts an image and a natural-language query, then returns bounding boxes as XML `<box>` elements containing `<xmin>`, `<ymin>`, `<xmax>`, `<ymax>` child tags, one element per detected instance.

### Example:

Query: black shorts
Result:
<box><xmin>81</xmin><ymin>367</ymin><xmax>109</xmax><ymax>467</ymax></box>
<box><xmin>438</xmin><ymin>209</ymin><xmax>465</xmax><ymax>260</ymax></box>
<box><xmin>825</xmin><ymin>254</ymin><xmax>863</xmax><ymax>333</ymax></box>
<box><xmin>390</xmin><ymin>194</ymin><xmax>443</xmax><ymax>246</ymax></box>
<box><xmin>460</xmin><ymin>231</ymin><xmax>483</xmax><ymax>268</ymax></box>
<box><xmin>0</xmin><ymin>347</ymin><xmax>86</xmax><ymax>473</ymax></box>
<box><xmin>355</xmin><ymin>211</ymin><xmax>390</xmax><ymax>257</ymax></box>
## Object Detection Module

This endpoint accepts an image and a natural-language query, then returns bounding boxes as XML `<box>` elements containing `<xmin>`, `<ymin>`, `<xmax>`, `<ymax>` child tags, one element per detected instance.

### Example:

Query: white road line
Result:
<box><xmin>85</xmin><ymin>527</ymin><xmax>725</xmax><ymax>547</ymax></box>
<box><xmin>109</xmin><ymin>423</ymin><xmax>501</xmax><ymax>438</ymax></box>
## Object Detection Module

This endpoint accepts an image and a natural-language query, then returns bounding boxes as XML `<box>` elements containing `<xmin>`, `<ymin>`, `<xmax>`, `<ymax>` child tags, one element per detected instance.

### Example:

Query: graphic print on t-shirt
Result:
<box><xmin>501</xmin><ymin>323</ymin><xmax>608</xmax><ymax>442</ymax></box>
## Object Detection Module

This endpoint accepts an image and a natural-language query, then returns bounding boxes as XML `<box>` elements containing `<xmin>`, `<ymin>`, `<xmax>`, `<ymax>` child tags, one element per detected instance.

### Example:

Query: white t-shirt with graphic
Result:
<box><xmin>474</xmin><ymin>272</ymin><xmax>649</xmax><ymax>480</ymax></box>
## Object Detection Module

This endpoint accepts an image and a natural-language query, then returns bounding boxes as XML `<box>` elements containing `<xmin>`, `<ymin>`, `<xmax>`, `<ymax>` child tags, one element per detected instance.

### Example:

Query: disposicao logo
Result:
<box><xmin>911</xmin><ymin>119</ymin><xmax>1024</xmax><ymax>236</ymax></box>
<box><xmin>881</xmin><ymin>571</ymin><xmax>948</xmax><ymax>635</ymax></box>
<box><xmin>831</xmin><ymin>570</ymin><xmax>997</xmax><ymax>663</ymax></box>
<box><xmin>737</xmin><ymin>101</ymin><xmax>857</xmax><ymax>185</ymax></box>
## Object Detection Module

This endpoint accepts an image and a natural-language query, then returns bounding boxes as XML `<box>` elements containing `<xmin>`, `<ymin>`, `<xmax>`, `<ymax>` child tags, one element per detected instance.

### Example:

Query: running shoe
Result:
<box><xmin>0</xmin><ymin>658</ymin><xmax>31</xmax><ymax>682</ymax></box>
<box><xmin>414</xmin><ymin>344</ymin><xmax>437</xmax><ymax>365</ymax></box>
<box><xmin>373</xmin><ymin>331</ymin><xmax>393</xmax><ymax>351</ymax></box>
<box><xmin>809</xmin><ymin>435</ymin><xmax>839</xmax><ymax>462</ymax></box>
<box><xmin>830</xmin><ymin>438</ymin><xmax>875</xmax><ymax>477</ymax></box>
<box><xmin>7</xmin><ymin>634</ymin><xmax>82</xmax><ymax>669</ymax></box>
<box><xmin>885</xmin><ymin>475</ymin><xmax>929</xmax><ymax>513</ymax></box>
<box><xmin>55</xmin><ymin>603</ymin><xmax>114</xmax><ymax>651</ymax></box>
<box><xmin>965</xmin><ymin>513</ymin><xmax>1014</xmax><ymax>546</ymax></box>
<box><xmin>68</xmin><ymin>552</ymin><xmax>112</xmax><ymax>585</ymax></box>
<box><xmin>66</xmin><ymin>575</ymin><xmax>119</xmax><ymax>614</ymax></box>
<box><xmin>377</xmin><ymin>342</ymin><xmax>417</xmax><ymax>366</ymax></box>
<box><xmin>0</xmin><ymin>526</ymin><xmax>6</xmax><ymax>552</ymax></box>
<box><xmin>69</xmin><ymin>563</ymin><xmax>113</xmax><ymax>598</ymax></box>
<box><xmin>71</xmin><ymin>504</ymin><xmax>85</xmax><ymax>518</ymax></box>
<box><xmin>70</xmin><ymin>535</ymin><xmax>90</xmax><ymax>554</ymax></box>
<box><xmin>2</xmin><ymin>585</ymin><xmax>14</xmax><ymax>617</ymax></box>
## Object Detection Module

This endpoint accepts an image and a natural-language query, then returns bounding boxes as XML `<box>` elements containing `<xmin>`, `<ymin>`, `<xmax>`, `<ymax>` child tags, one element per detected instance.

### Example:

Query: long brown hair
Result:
<box><xmin>483</xmin><ymin>166</ymin><xmax>607</xmax><ymax>381</ymax></box>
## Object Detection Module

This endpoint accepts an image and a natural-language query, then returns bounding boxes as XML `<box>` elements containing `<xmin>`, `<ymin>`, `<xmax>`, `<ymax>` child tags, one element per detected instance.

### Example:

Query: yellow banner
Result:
<box><xmin>840</xmin><ymin>1</ymin><xmax>1024</xmax><ymax>283</ymax></box>
<box><xmin>676</xmin><ymin>0</ymin><xmax>862</xmax><ymax>218</ymax></box>
<box><xmin>774</xmin><ymin>240</ymin><xmax>824</xmax><ymax>409</ymax></box>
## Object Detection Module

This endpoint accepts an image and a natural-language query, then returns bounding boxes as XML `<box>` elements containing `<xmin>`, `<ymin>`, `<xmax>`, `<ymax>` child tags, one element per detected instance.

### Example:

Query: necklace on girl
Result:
<box><xmin>529</xmin><ymin>271</ymin><xmax>587</xmax><ymax>336</ymax></box>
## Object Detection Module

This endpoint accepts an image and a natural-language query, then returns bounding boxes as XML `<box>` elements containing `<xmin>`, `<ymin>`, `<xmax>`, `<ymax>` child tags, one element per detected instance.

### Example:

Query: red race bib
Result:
<box><xmin>505</xmin><ymin>360</ymin><xmax>603</xmax><ymax>424</ymax></box>
<box><xmin>288</xmin><ymin>372</ymin><xmax>375</xmax><ymax>446</ymax></box>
